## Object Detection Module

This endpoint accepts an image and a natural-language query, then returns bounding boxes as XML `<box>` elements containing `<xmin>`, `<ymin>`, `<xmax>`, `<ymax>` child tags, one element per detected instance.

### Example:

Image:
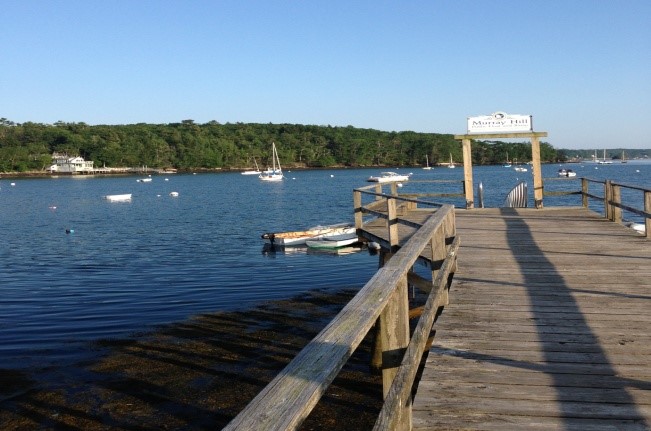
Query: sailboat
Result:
<box><xmin>241</xmin><ymin>157</ymin><xmax>262</xmax><ymax>175</ymax></box>
<box><xmin>597</xmin><ymin>149</ymin><xmax>612</xmax><ymax>164</ymax></box>
<box><xmin>448</xmin><ymin>153</ymin><xmax>456</xmax><ymax>168</ymax></box>
<box><xmin>423</xmin><ymin>154</ymin><xmax>432</xmax><ymax>170</ymax></box>
<box><xmin>503</xmin><ymin>151</ymin><xmax>512</xmax><ymax>167</ymax></box>
<box><xmin>621</xmin><ymin>150</ymin><xmax>627</xmax><ymax>164</ymax></box>
<box><xmin>259</xmin><ymin>142</ymin><xmax>284</xmax><ymax>182</ymax></box>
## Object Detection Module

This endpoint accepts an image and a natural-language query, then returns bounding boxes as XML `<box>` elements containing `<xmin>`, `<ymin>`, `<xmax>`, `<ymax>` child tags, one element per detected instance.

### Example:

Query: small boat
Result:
<box><xmin>514</xmin><ymin>166</ymin><xmax>528</xmax><ymax>172</ymax></box>
<box><xmin>241</xmin><ymin>157</ymin><xmax>262</xmax><ymax>175</ymax></box>
<box><xmin>169</xmin><ymin>191</ymin><xmax>179</xmax><ymax>197</ymax></box>
<box><xmin>448</xmin><ymin>153</ymin><xmax>456</xmax><ymax>168</ymax></box>
<box><xmin>625</xmin><ymin>221</ymin><xmax>646</xmax><ymax>234</ymax></box>
<box><xmin>104</xmin><ymin>193</ymin><xmax>132</xmax><ymax>202</ymax></box>
<box><xmin>137</xmin><ymin>178</ymin><xmax>153</xmax><ymax>182</ymax></box>
<box><xmin>259</xmin><ymin>142</ymin><xmax>283</xmax><ymax>182</ymax></box>
<box><xmin>597</xmin><ymin>149</ymin><xmax>612</xmax><ymax>164</ymax></box>
<box><xmin>261</xmin><ymin>223</ymin><xmax>355</xmax><ymax>246</ymax></box>
<box><xmin>305</xmin><ymin>234</ymin><xmax>359</xmax><ymax>249</ymax></box>
<box><xmin>422</xmin><ymin>155</ymin><xmax>432</xmax><ymax>170</ymax></box>
<box><xmin>558</xmin><ymin>168</ymin><xmax>576</xmax><ymax>177</ymax></box>
<box><xmin>503</xmin><ymin>152</ymin><xmax>512</xmax><ymax>167</ymax></box>
<box><xmin>367</xmin><ymin>172</ymin><xmax>411</xmax><ymax>183</ymax></box>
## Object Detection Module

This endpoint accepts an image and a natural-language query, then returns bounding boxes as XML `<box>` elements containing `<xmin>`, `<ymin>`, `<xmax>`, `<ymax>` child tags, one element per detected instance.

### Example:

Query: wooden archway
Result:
<box><xmin>453</xmin><ymin>132</ymin><xmax>548</xmax><ymax>209</ymax></box>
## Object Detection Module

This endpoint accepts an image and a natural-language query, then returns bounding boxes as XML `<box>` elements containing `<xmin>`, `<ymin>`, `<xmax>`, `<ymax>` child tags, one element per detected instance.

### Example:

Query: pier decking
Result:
<box><xmin>403</xmin><ymin>207</ymin><xmax>650</xmax><ymax>430</ymax></box>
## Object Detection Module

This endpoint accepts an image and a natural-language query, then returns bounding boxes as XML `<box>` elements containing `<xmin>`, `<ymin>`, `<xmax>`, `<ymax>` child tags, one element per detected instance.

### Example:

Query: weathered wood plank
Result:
<box><xmin>412</xmin><ymin>207</ymin><xmax>651</xmax><ymax>430</ymax></box>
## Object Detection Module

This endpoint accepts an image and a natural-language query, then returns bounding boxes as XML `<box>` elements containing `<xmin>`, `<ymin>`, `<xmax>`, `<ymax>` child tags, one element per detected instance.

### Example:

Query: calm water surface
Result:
<box><xmin>0</xmin><ymin>162</ymin><xmax>648</xmax><ymax>370</ymax></box>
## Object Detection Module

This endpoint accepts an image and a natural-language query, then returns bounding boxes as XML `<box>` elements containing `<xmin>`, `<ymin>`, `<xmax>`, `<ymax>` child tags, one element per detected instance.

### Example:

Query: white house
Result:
<box><xmin>47</xmin><ymin>154</ymin><xmax>94</xmax><ymax>173</ymax></box>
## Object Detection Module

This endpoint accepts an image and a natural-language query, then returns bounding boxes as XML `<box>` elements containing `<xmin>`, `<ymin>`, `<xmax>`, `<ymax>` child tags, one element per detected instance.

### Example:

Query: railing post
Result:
<box><xmin>387</xmin><ymin>197</ymin><xmax>399</xmax><ymax>250</ymax></box>
<box><xmin>582</xmin><ymin>178</ymin><xmax>589</xmax><ymax>208</ymax></box>
<box><xmin>375</xmin><ymin>183</ymin><xmax>382</xmax><ymax>200</ymax></box>
<box><xmin>354</xmin><ymin>190</ymin><xmax>363</xmax><ymax>229</ymax></box>
<box><xmin>612</xmin><ymin>184</ymin><xmax>622</xmax><ymax>223</ymax></box>
<box><xmin>462</xmin><ymin>138</ymin><xmax>474</xmax><ymax>209</ymax></box>
<box><xmin>430</xmin><ymin>221</ymin><xmax>448</xmax><ymax>306</ymax></box>
<box><xmin>645</xmin><ymin>191</ymin><xmax>651</xmax><ymax>240</ymax></box>
<box><xmin>378</xmin><ymin>275</ymin><xmax>411</xmax><ymax>429</ymax></box>
<box><xmin>604</xmin><ymin>180</ymin><xmax>612</xmax><ymax>220</ymax></box>
<box><xmin>390</xmin><ymin>182</ymin><xmax>398</xmax><ymax>196</ymax></box>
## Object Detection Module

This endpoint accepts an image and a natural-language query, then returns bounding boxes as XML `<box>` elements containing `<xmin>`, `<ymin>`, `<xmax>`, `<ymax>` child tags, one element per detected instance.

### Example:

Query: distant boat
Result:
<box><xmin>558</xmin><ymin>168</ymin><xmax>576</xmax><ymax>177</ymax></box>
<box><xmin>597</xmin><ymin>149</ymin><xmax>612</xmax><ymax>164</ymax></box>
<box><xmin>503</xmin><ymin>152</ymin><xmax>512</xmax><ymax>167</ymax></box>
<box><xmin>259</xmin><ymin>142</ymin><xmax>283</xmax><ymax>182</ymax></box>
<box><xmin>104</xmin><ymin>193</ymin><xmax>132</xmax><ymax>202</ymax></box>
<box><xmin>367</xmin><ymin>172</ymin><xmax>411</xmax><ymax>182</ymax></box>
<box><xmin>448</xmin><ymin>153</ymin><xmax>456</xmax><ymax>168</ymax></box>
<box><xmin>514</xmin><ymin>166</ymin><xmax>528</xmax><ymax>172</ymax></box>
<box><xmin>137</xmin><ymin>178</ymin><xmax>152</xmax><ymax>182</ymax></box>
<box><xmin>422</xmin><ymin>155</ymin><xmax>432</xmax><ymax>170</ymax></box>
<box><xmin>241</xmin><ymin>157</ymin><xmax>262</xmax><ymax>175</ymax></box>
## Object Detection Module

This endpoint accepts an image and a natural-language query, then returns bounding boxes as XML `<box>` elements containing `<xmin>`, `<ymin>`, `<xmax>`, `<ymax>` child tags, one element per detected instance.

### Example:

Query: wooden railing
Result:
<box><xmin>225</xmin><ymin>189</ymin><xmax>458</xmax><ymax>431</ymax></box>
<box><xmin>544</xmin><ymin>176</ymin><xmax>650</xmax><ymax>239</ymax></box>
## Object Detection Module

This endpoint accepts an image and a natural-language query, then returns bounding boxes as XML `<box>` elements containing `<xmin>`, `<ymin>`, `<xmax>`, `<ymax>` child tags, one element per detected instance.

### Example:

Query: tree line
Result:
<box><xmin>0</xmin><ymin>118</ymin><xmax>563</xmax><ymax>172</ymax></box>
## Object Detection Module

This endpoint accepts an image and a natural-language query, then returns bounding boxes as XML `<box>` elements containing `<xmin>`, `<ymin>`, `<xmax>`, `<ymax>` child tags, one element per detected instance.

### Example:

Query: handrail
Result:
<box><xmin>225</xmin><ymin>205</ymin><xmax>457</xmax><ymax>430</ymax></box>
<box><xmin>543</xmin><ymin>176</ymin><xmax>650</xmax><ymax>239</ymax></box>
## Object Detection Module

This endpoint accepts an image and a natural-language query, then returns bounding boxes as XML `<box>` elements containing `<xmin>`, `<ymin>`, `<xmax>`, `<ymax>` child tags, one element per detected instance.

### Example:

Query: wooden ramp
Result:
<box><xmin>412</xmin><ymin>207</ymin><xmax>651</xmax><ymax>430</ymax></box>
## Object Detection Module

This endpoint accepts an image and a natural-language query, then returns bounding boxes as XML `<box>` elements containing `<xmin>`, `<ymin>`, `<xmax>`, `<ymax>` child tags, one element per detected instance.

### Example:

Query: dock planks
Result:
<box><xmin>408</xmin><ymin>207</ymin><xmax>650</xmax><ymax>430</ymax></box>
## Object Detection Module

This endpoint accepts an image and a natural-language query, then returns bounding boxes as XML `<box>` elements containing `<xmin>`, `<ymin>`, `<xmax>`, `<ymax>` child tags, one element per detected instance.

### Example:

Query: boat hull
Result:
<box><xmin>367</xmin><ymin>172</ymin><xmax>410</xmax><ymax>182</ymax></box>
<box><xmin>305</xmin><ymin>236</ymin><xmax>359</xmax><ymax>249</ymax></box>
<box><xmin>262</xmin><ymin>225</ymin><xmax>355</xmax><ymax>246</ymax></box>
<box><xmin>105</xmin><ymin>194</ymin><xmax>132</xmax><ymax>202</ymax></box>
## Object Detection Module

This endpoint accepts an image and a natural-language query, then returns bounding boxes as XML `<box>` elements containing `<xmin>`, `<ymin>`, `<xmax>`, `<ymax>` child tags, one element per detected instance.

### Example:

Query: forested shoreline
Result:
<box><xmin>1</xmin><ymin>118</ymin><xmax>643</xmax><ymax>173</ymax></box>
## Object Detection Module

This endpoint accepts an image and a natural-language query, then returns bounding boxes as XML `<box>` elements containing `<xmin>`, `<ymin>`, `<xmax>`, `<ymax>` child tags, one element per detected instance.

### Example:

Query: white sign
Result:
<box><xmin>467</xmin><ymin>112</ymin><xmax>533</xmax><ymax>134</ymax></box>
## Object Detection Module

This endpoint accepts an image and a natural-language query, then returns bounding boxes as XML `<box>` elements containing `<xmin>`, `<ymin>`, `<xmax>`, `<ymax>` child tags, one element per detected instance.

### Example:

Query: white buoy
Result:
<box><xmin>330</xmin><ymin>174</ymin><xmax>334</xmax><ymax>177</ymax></box>
<box><xmin>165</xmin><ymin>178</ymin><xmax>169</xmax><ymax>181</ymax></box>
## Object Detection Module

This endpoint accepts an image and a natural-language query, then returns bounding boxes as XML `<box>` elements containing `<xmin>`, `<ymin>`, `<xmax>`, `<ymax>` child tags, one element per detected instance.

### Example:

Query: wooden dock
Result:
<box><xmin>411</xmin><ymin>207</ymin><xmax>651</xmax><ymax>430</ymax></box>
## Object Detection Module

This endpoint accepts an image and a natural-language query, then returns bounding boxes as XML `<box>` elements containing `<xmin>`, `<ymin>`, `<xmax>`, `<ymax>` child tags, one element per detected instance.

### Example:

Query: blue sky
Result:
<box><xmin>1</xmin><ymin>0</ymin><xmax>649</xmax><ymax>149</ymax></box>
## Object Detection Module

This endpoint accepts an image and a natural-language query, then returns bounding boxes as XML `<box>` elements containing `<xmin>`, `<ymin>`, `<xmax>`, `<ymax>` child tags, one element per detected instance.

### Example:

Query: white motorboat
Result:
<box><xmin>367</xmin><ymin>172</ymin><xmax>411</xmax><ymax>183</ymax></box>
<box><xmin>558</xmin><ymin>169</ymin><xmax>577</xmax><ymax>177</ymax></box>
<box><xmin>261</xmin><ymin>223</ymin><xmax>355</xmax><ymax>246</ymax></box>
<box><xmin>137</xmin><ymin>178</ymin><xmax>152</xmax><ymax>182</ymax></box>
<box><xmin>104</xmin><ymin>193</ymin><xmax>132</xmax><ymax>202</ymax></box>
<box><xmin>305</xmin><ymin>234</ymin><xmax>359</xmax><ymax>249</ymax></box>
<box><xmin>259</xmin><ymin>142</ymin><xmax>283</xmax><ymax>182</ymax></box>
<box><xmin>514</xmin><ymin>166</ymin><xmax>528</xmax><ymax>172</ymax></box>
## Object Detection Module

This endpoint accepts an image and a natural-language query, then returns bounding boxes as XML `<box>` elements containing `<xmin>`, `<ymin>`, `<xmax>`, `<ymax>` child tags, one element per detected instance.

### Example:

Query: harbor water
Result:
<box><xmin>0</xmin><ymin>161</ymin><xmax>648</xmax><ymax>370</ymax></box>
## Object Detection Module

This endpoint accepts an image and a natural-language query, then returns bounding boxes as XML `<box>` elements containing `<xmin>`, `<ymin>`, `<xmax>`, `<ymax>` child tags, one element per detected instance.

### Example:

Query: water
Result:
<box><xmin>0</xmin><ymin>162</ymin><xmax>649</xmax><ymax>370</ymax></box>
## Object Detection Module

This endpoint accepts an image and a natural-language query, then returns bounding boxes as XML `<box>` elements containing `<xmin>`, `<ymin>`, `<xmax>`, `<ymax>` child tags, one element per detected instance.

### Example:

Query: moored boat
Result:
<box><xmin>261</xmin><ymin>223</ymin><xmax>355</xmax><ymax>246</ymax></box>
<box><xmin>305</xmin><ymin>234</ymin><xmax>359</xmax><ymax>249</ymax></box>
<box><xmin>558</xmin><ymin>168</ymin><xmax>577</xmax><ymax>177</ymax></box>
<box><xmin>367</xmin><ymin>172</ymin><xmax>410</xmax><ymax>183</ymax></box>
<box><xmin>104</xmin><ymin>193</ymin><xmax>132</xmax><ymax>202</ymax></box>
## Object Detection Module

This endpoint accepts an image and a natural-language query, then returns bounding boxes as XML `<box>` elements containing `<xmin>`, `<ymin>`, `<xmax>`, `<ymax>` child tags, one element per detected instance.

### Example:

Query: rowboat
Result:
<box><xmin>305</xmin><ymin>234</ymin><xmax>359</xmax><ymax>249</ymax></box>
<box><xmin>104</xmin><ymin>193</ymin><xmax>132</xmax><ymax>202</ymax></box>
<box><xmin>261</xmin><ymin>223</ymin><xmax>355</xmax><ymax>246</ymax></box>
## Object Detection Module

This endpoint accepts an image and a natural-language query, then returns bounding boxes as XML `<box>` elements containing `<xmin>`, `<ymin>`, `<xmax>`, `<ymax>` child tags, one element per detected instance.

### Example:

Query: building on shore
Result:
<box><xmin>47</xmin><ymin>154</ymin><xmax>94</xmax><ymax>174</ymax></box>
